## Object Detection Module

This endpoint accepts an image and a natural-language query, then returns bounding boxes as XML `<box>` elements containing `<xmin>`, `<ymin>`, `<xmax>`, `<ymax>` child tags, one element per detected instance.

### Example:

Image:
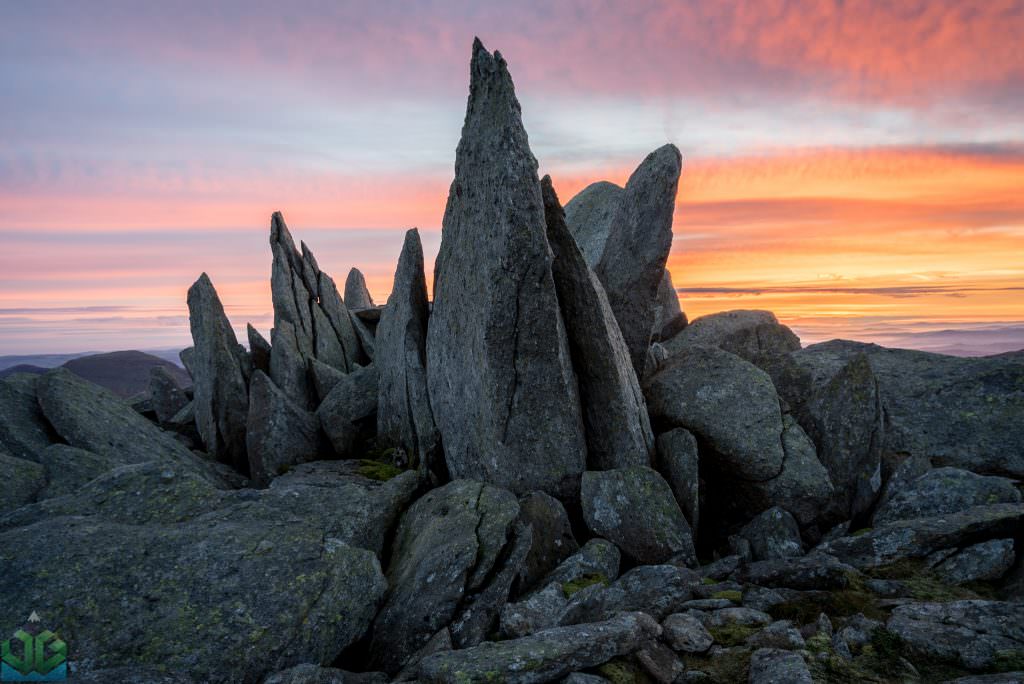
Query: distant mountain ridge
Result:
<box><xmin>0</xmin><ymin>350</ymin><xmax>191</xmax><ymax>397</ymax></box>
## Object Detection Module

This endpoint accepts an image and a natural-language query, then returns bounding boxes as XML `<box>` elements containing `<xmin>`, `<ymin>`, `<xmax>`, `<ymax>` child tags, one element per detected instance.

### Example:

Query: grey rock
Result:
<box><xmin>636</xmin><ymin>641</ymin><xmax>686</xmax><ymax>684</ymax></box>
<box><xmin>536</xmin><ymin>538</ymin><xmax>621</xmax><ymax>593</ymax></box>
<box><xmin>246</xmin><ymin>370</ymin><xmax>321</xmax><ymax>485</ymax></box>
<box><xmin>875</xmin><ymin>454</ymin><xmax>932</xmax><ymax>519</ymax></box>
<box><xmin>655</xmin><ymin>428</ymin><xmax>700</xmax><ymax>533</ymax></box>
<box><xmin>36</xmin><ymin>444</ymin><xmax>124</xmax><ymax>499</ymax></box>
<box><xmin>418</xmin><ymin>612</ymin><xmax>661</xmax><ymax>684</ymax></box>
<box><xmin>310</xmin><ymin>358</ymin><xmax>347</xmax><ymax>402</ymax></box>
<box><xmin>873</xmin><ymin>467</ymin><xmax>1021</xmax><ymax>526</ymax></box>
<box><xmin>351</xmin><ymin>315</ymin><xmax>377</xmax><ymax>361</ymax></box>
<box><xmin>395</xmin><ymin>628</ymin><xmax>454</xmax><ymax>682</ymax></box>
<box><xmin>0</xmin><ymin>451</ymin><xmax>44</xmax><ymax>514</ymax></box>
<box><xmin>705</xmin><ymin>607</ymin><xmax>773</xmax><ymax>630</ymax></box>
<box><xmin>700</xmin><ymin>555</ymin><xmax>742</xmax><ymax>582</ymax></box>
<box><xmin>582</xmin><ymin>466</ymin><xmax>696</xmax><ymax>565</ymax></box>
<box><xmin>270</xmin><ymin>320</ymin><xmax>314</xmax><ymax>410</ymax></box>
<box><xmin>664</xmin><ymin>310</ymin><xmax>799</xmax><ymax>363</ymax></box>
<box><xmin>376</xmin><ymin>228</ymin><xmax>440</xmax><ymax>471</ymax></box>
<box><xmin>663</xmin><ymin>612</ymin><xmax>714</xmax><ymax>653</ymax></box>
<box><xmin>149</xmin><ymin>365</ymin><xmax>190</xmax><ymax>424</ymax></box>
<box><xmin>179</xmin><ymin>346</ymin><xmax>195</xmax><ymax>377</ymax></box>
<box><xmin>887</xmin><ymin>600</ymin><xmax>1024</xmax><ymax>671</ymax></box>
<box><xmin>683</xmin><ymin>598</ymin><xmax>736</xmax><ymax>611</ymax></box>
<box><xmin>942</xmin><ymin>674</ymin><xmax>1024</xmax><ymax>683</ymax></box>
<box><xmin>748</xmin><ymin>648</ymin><xmax>812</xmax><ymax>684</ymax></box>
<box><xmin>738</xmin><ymin>507</ymin><xmax>804</xmax><ymax>561</ymax></box>
<box><xmin>652</xmin><ymin>269</ymin><xmax>687</xmax><ymax>342</ymax></box>
<box><xmin>0</xmin><ymin>377</ymin><xmax>53</xmax><ymax>461</ymax></box>
<box><xmin>819</xmin><ymin>503</ymin><xmax>1024</xmax><ymax>569</ymax></box>
<box><xmin>738</xmin><ymin>553</ymin><xmax>858</xmax><ymax>590</ymax></box>
<box><xmin>317</xmin><ymin>364</ymin><xmax>378</xmax><ymax>457</ymax></box>
<box><xmin>543</xmin><ymin>175</ymin><xmax>654</xmax><ymax>470</ymax></box>
<box><xmin>745</xmin><ymin>621</ymin><xmax>805</xmax><ymax>650</ymax></box>
<box><xmin>935</xmin><ymin>539</ymin><xmax>1016</xmax><ymax>584</ymax></box>
<box><xmin>516</xmin><ymin>491</ymin><xmax>579</xmax><ymax>593</ymax></box>
<box><xmin>345</xmin><ymin>267</ymin><xmax>375</xmax><ymax>311</ymax></box>
<box><xmin>186</xmin><ymin>272</ymin><xmax>249</xmax><ymax>471</ymax></box>
<box><xmin>264</xmin><ymin>665</ymin><xmax>387</xmax><ymax>684</ymax></box>
<box><xmin>564</xmin><ymin>180</ymin><xmax>622</xmax><ymax>266</ymax></box>
<box><xmin>562</xmin><ymin>674</ymin><xmax>610</xmax><ymax>684</ymax></box>
<box><xmin>318</xmin><ymin>270</ymin><xmax>364</xmax><ymax>369</ymax></box>
<box><xmin>500</xmin><ymin>582</ymin><xmax>569</xmax><ymax>639</ymax></box>
<box><xmin>561</xmin><ymin>564</ymin><xmax>698</xmax><ymax>624</ymax></box>
<box><xmin>247</xmin><ymin>323</ymin><xmax>272</xmax><ymax>375</ymax></box>
<box><xmin>593</xmin><ymin>145</ymin><xmax>682</xmax><ymax>375</ymax></box>
<box><xmin>72</xmin><ymin>667</ymin><xmax>197</xmax><ymax>684</ymax></box>
<box><xmin>426</xmin><ymin>39</ymin><xmax>586</xmax><ymax>499</ymax></box>
<box><xmin>368</xmin><ymin>479</ymin><xmax>520</xmax><ymax>674</ymax></box>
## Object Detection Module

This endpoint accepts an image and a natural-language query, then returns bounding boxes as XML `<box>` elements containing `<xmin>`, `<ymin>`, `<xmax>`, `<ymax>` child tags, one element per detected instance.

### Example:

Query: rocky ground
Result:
<box><xmin>1</xmin><ymin>39</ymin><xmax>1023</xmax><ymax>684</ymax></box>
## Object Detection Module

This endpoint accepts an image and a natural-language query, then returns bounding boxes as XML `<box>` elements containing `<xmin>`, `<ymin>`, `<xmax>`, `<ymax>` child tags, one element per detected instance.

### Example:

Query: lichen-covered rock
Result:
<box><xmin>317</xmin><ymin>364</ymin><xmax>378</xmax><ymax>457</ymax></box>
<box><xmin>561</xmin><ymin>564</ymin><xmax>698</xmax><ymax>624</ymax></box>
<box><xmin>581</xmin><ymin>466</ymin><xmax>696</xmax><ymax>566</ymax></box>
<box><xmin>748</xmin><ymin>648</ymin><xmax>812</xmax><ymax>684</ymax></box>
<box><xmin>886</xmin><ymin>600</ymin><xmax>1024</xmax><ymax>671</ymax></box>
<box><xmin>516</xmin><ymin>491</ymin><xmax>579</xmax><ymax>593</ymax></box>
<box><xmin>663</xmin><ymin>310</ymin><xmax>799</xmax><ymax>363</ymax></box>
<box><xmin>500</xmin><ymin>582</ymin><xmax>569</xmax><ymax>639</ymax></box>
<box><xmin>934</xmin><ymin>539</ymin><xmax>1016</xmax><ymax>584</ymax></box>
<box><xmin>0</xmin><ymin>378</ymin><xmax>54</xmax><ymax>461</ymax></box>
<box><xmin>425</xmin><ymin>39</ymin><xmax>586</xmax><ymax>499</ymax></box>
<box><xmin>0</xmin><ymin>450</ymin><xmax>44</xmax><ymax>514</ymax></box>
<box><xmin>246</xmin><ymin>370</ymin><xmax>321</xmax><ymax>485</ymax></box>
<box><xmin>663</xmin><ymin>613</ymin><xmax>714</xmax><ymax>653</ymax></box>
<box><xmin>375</xmin><ymin>228</ymin><xmax>439</xmax><ymax>471</ymax></box>
<box><xmin>418</xmin><ymin>612</ymin><xmax>661</xmax><ymax>684</ymax></box>
<box><xmin>543</xmin><ymin>175</ymin><xmax>654</xmax><ymax>470</ymax></box>
<box><xmin>186</xmin><ymin>272</ymin><xmax>249</xmax><ymax>471</ymax></box>
<box><xmin>738</xmin><ymin>507</ymin><xmax>803</xmax><ymax>561</ymax></box>
<box><xmin>35</xmin><ymin>444</ymin><xmax>124</xmax><ymax>499</ymax></box>
<box><xmin>655</xmin><ymin>428</ymin><xmax>700</xmax><ymax>533</ymax></box>
<box><xmin>368</xmin><ymin>479</ymin><xmax>520</xmax><ymax>674</ymax></box>
<box><xmin>533</xmin><ymin>538</ymin><xmax>621</xmax><ymax>595</ymax></box>
<box><xmin>873</xmin><ymin>467</ymin><xmax>1021</xmax><ymax>526</ymax></box>
<box><xmin>737</xmin><ymin>553</ymin><xmax>857</xmax><ymax>590</ymax></box>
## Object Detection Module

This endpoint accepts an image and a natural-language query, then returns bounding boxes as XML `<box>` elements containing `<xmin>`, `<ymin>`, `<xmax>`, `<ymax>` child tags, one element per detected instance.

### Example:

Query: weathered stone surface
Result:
<box><xmin>746</xmin><ymin>620</ymin><xmax>805</xmax><ymax>650</ymax></box>
<box><xmin>516</xmin><ymin>491</ymin><xmax>579</xmax><ymax>592</ymax></box>
<box><xmin>269</xmin><ymin>320</ymin><xmax>314</xmax><ymax>410</ymax></box>
<box><xmin>500</xmin><ymin>582</ymin><xmax>568</xmax><ymax>639</ymax></box>
<box><xmin>655</xmin><ymin>428</ymin><xmax>700</xmax><ymax>533</ymax></box>
<box><xmin>318</xmin><ymin>270</ymin><xmax>364</xmax><ymax>370</ymax></box>
<box><xmin>652</xmin><ymin>269</ymin><xmax>687</xmax><ymax>342</ymax></box>
<box><xmin>246</xmin><ymin>370</ymin><xmax>321</xmax><ymax>485</ymax></box>
<box><xmin>247</xmin><ymin>323</ymin><xmax>272</xmax><ymax>375</ymax></box>
<box><xmin>425</xmin><ymin>39</ymin><xmax>586</xmax><ymax>499</ymax></box>
<box><xmin>310</xmin><ymin>358</ymin><xmax>346</xmax><ymax>401</ymax></box>
<box><xmin>663</xmin><ymin>612</ymin><xmax>714</xmax><ymax>653</ymax></box>
<box><xmin>582</xmin><ymin>466</ymin><xmax>696</xmax><ymax>565</ymax></box>
<box><xmin>186</xmin><ymin>272</ymin><xmax>249</xmax><ymax>471</ymax></box>
<box><xmin>535</xmin><ymin>538</ymin><xmax>621</xmax><ymax>594</ymax></box>
<box><xmin>592</xmin><ymin>145</ymin><xmax>682</xmax><ymax>374</ymax></box>
<box><xmin>37</xmin><ymin>368</ymin><xmax>227</xmax><ymax>485</ymax></box>
<box><xmin>738</xmin><ymin>507</ymin><xmax>804</xmax><ymax>561</ymax></box>
<box><xmin>0</xmin><ymin>450</ymin><xmax>44</xmax><ymax>514</ymax></box>
<box><xmin>317</xmin><ymin>364</ymin><xmax>378</xmax><ymax>457</ymax></box>
<box><xmin>149</xmin><ymin>365</ymin><xmax>190</xmax><ymax>424</ymax></box>
<box><xmin>418</xmin><ymin>612</ymin><xmax>661</xmax><ymax>684</ymax></box>
<box><xmin>0</xmin><ymin>378</ymin><xmax>53</xmax><ymax>461</ymax></box>
<box><xmin>663</xmin><ymin>310</ymin><xmax>799</xmax><ymax>363</ymax></box>
<box><xmin>543</xmin><ymin>175</ymin><xmax>654</xmax><ymax>470</ymax></box>
<box><xmin>737</xmin><ymin>553</ymin><xmax>857</xmax><ymax>590</ymax></box>
<box><xmin>368</xmin><ymin>479</ymin><xmax>520</xmax><ymax>674</ymax></box>
<box><xmin>36</xmin><ymin>444</ymin><xmax>124</xmax><ymax>499</ymax></box>
<box><xmin>873</xmin><ymin>467</ymin><xmax>1021</xmax><ymax>526</ymax></box>
<box><xmin>886</xmin><ymin>600</ymin><xmax>1024</xmax><ymax>671</ymax></box>
<box><xmin>345</xmin><ymin>267</ymin><xmax>375</xmax><ymax>311</ymax></box>
<box><xmin>376</xmin><ymin>228</ymin><xmax>440</xmax><ymax>471</ymax></box>
<box><xmin>564</xmin><ymin>181</ymin><xmax>623</xmax><ymax>267</ymax></box>
<box><xmin>0</xmin><ymin>460</ymin><xmax>419</xmax><ymax>682</ymax></box>
<box><xmin>819</xmin><ymin>503</ymin><xmax>1024</xmax><ymax>569</ymax></box>
<box><xmin>561</xmin><ymin>564</ymin><xmax>698</xmax><ymax>624</ymax></box>
<box><xmin>263</xmin><ymin>665</ymin><xmax>388</xmax><ymax>684</ymax></box>
<box><xmin>636</xmin><ymin>641</ymin><xmax>685</xmax><ymax>684</ymax></box>
<box><xmin>934</xmin><ymin>539</ymin><xmax>1016</xmax><ymax>584</ymax></box>
<box><xmin>748</xmin><ymin>648</ymin><xmax>812</xmax><ymax>684</ymax></box>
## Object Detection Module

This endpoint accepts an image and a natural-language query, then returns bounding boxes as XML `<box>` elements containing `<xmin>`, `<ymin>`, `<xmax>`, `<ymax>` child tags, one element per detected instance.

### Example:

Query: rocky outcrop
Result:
<box><xmin>35</xmin><ymin>444</ymin><xmax>125</xmax><ymax>499</ymax></box>
<box><xmin>247</xmin><ymin>323</ymin><xmax>271</xmax><ymax>375</ymax></box>
<box><xmin>651</xmin><ymin>269</ymin><xmax>687</xmax><ymax>342</ymax></box>
<box><xmin>186</xmin><ymin>273</ymin><xmax>250</xmax><ymax>471</ymax></box>
<box><xmin>873</xmin><ymin>467</ymin><xmax>1021</xmax><ymax>525</ymax></box>
<box><xmin>345</xmin><ymin>267</ymin><xmax>375</xmax><ymax>311</ymax></box>
<box><xmin>543</xmin><ymin>175</ymin><xmax>653</xmax><ymax>470</ymax></box>
<box><xmin>592</xmin><ymin>145</ymin><xmax>682</xmax><ymax>375</ymax></box>
<box><xmin>148</xmin><ymin>365</ymin><xmax>190</xmax><ymax>424</ymax></box>
<box><xmin>748</xmin><ymin>648</ymin><xmax>812</xmax><ymax>684</ymax></box>
<box><xmin>425</xmin><ymin>39</ymin><xmax>586</xmax><ymax>499</ymax></box>
<box><xmin>317</xmin><ymin>364</ymin><xmax>378</xmax><ymax>457</ymax></box>
<box><xmin>375</xmin><ymin>228</ymin><xmax>439</xmax><ymax>471</ymax></box>
<box><xmin>564</xmin><ymin>181</ymin><xmax>622</xmax><ymax>266</ymax></box>
<box><xmin>0</xmin><ymin>376</ymin><xmax>53</xmax><ymax>461</ymax></box>
<box><xmin>663</xmin><ymin>310</ymin><xmax>799</xmax><ymax>362</ymax></box>
<box><xmin>0</xmin><ymin>450</ymin><xmax>44</xmax><ymax>514</ymax></box>
<box><xmin>737</xmin><ymin>507</ymin><xmax>803</xmax><ymax>561</ymax></box>
<box><xmin>246</xmin><ymin>370</ymin><xmax>321</xmax><ymax>484</ymax></box>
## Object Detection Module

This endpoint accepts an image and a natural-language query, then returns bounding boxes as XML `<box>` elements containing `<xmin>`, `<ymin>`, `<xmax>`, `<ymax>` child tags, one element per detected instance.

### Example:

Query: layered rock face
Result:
<box><xmin>3</xmin><ymin>37</ymin><xmax>1023</xmax><ymax>684</ymax></box>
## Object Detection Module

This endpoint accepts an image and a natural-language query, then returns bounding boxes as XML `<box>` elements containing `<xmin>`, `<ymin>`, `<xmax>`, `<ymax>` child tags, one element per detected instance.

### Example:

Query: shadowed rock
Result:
<box><xmin>0</xmin><ymin>378</ymin><xmax>54</xmax><ymax>461</ymax></box>
<box><xmin>592</xmin><ymin>144</ymin><xmax>682</xmax><ymax>375</ymax></box>
<box><xmin>186</xmin><ymin>273</ymin><xmax>249</xmax><ymax>472</ymax></box>
<box><xmin>247</xmin><ymin>324</ymin><xmax>271</xmax><ymax>375</ymax></box>
<box><xmin>376</xmin><ymin>229</ymin><xmax>439</xmax><ymax>471</ymax></box>
<box><xmin>270</xmin><ymin>320</ymin><xmax>315</xmax><ymax>410</ymax></box>
<box><xmin>35</xmin><ymin>444</ymin><xmax>123</xmax><ymax>500</ymax></box>
<box><xmin>246</xmin><ymin>371</ymin><xmax>321</xmax><ymax>485</ymax></box>
<box><xmin>664</xmin><ymin>310</ymin><xmax>799</xmax><ymax>362</ymax></box>
<box><xmin>564</xmin><ymin>180</ymin><xmax>623</xmax><ymax>266</ymax></box>
<box><xmin>425</xmin><ymin>39</ymin><xmax>586</xmax><ymax>499</ymax></box>
<box><xmin>0</xmin><ymin>450</ymin><xmax>44</xmax><ymax>514</ymax></box>
<box><xmin>652</xmin><ymin>269</ymin><xmax>687</xmax><ymax>342</ymax></box>
<box><xmin>345</xmin><ymin>267</ymin><xmax>376</xmax><ymax>311</ymax></box>
<box><xmin>148</xmin><ymin>365</ymin><xmax>189</xmax><ymax>424</ymax></box>
<box><xmin>543</xmin><ymin>175</ymin><xmax>653</xmax><ymax>470</ymax></box>
<box><xmin>317</xmin><ymin>364</ymin><xmax>378</xmax><ymax>457</ymax></box>
<box><xmin>873</xmin><ymin>467</ymin><xmax>1021</xmax><ymax>526</ymax></box>
<box><xmin>655</xmin><ymin>428</ymin><xmax>700</xmax><ymax>534</ymax></box>
<box><xmin>516</xmin><ymin>491</ymin><xmax>580</xmax><ymax>592</ymax></box>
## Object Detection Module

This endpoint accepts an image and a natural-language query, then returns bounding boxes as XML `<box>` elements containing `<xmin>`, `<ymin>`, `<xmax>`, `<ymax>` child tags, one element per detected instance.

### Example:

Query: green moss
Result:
<box><xmin>805</xmin><ymin>632</ymin><xmax>832</xmax><ymax>654</ymax></box>
<box><xmin>993</xmin><ymin>649</ymin><xmax>1024</xmax><ymax>672</ymax></box>
<box><xmin>356</xmin><ymin>459</ymin><xmax>403</xmax><ymax>481</ymax></box>
<box><xmin>682</xmin><ymin>648</ymin><xmax>751</xmax><ymax>683</ymax></box>
<box><xmin>562</xmin><ymin>573</ymin><xmax>609</xmax><ymax>598</ymax></box>
<box><xmin>711</xmin><ymin>589</ymin><xmax>742</xmax><ymax>603</ymax></box>
<box><xmin>866</xmin><ymin>559</ymin><xmax>989</xmax><ymax>602</ymax></box>
<box><xmin>708</xmin><ymin>623</ymin><xmax>759</xmax><ymax>647</ymax></box>
<box><xmin>596</xmin><ymin>658</ymin><xmax>650</xmax><ymax>684</ymax></box>
<box><xmin>701</xmin><ymin>576</ymin><xmax>719</xmax><ymax>585</ymax></box>
<box><xmin>851</xmin><ymin>527</ymin><xmax>873</xmax><ymax>536</ymax></box>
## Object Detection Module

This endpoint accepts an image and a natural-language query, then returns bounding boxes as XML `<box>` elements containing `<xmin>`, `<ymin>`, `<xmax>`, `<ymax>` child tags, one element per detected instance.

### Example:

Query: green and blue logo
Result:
<box><xmin>1</xmin><ymin>614</ymin><xmax>66</xmax><ymax>682</ymax></box>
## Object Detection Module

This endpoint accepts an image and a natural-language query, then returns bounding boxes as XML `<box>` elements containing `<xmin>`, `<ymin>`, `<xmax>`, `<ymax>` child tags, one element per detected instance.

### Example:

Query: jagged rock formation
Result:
<box><xmin>425</xmin><ymin>39</ymin><xmax>586</xmax><ymax>499</ymax></box>
<box><xmin>345</xmin><ymin>267</ymin><xmax>376</xmax><ymax>310</ymax></box>
<box><xmin>651</xmin><ymin>269</ymin><xmax>687</xmax><ymax>342</ymax></box>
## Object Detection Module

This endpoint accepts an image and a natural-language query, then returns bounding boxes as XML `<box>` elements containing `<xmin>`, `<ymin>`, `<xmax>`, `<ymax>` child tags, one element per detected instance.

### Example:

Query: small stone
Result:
<box><xmin>662</xmin><ymin>612</ymin><xmax>714</xmax><ymax>653</ymax></box>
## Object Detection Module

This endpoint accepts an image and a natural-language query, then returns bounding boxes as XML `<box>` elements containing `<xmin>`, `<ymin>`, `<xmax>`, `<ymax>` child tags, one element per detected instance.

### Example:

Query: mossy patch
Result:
<box><xmin>711</xmin><ymin>589</ymin><xmax>742</xmax><ymax>603</ymax></box>
<box><xmin>596</xmin><ymin>658</ymin><xmax>651</xmax><ymax>684</ymax></box>
<box><xmin>993</xmin><ymin>649</ymin><xmax>1024</xmax><ymax>672</ymax></box>
<box><xmin>866</xmin><ymin>559</ymin><xmax>994</xmax><ymax>602</ymax></box>
<box><xmin>562</xmin><ymin>573</ymin><xmax>608</xmax><ymax>598</ymax></box>
<box><xmin>807</xmin><ymin>626</ymin><xmax>972</xmax><ymax>683</ymax></box>
<box><xmin>708</xmin><ymin>622</ymin><xmax>759</xmax><ymax>647</ymax></box>
<box><xmin>682</xmin><ymin>647</ymin><xmax>751</xmax><ymax>683</ymax></box>
<box><xmin>356</xmin><ymin>459</ymin><xmax>403</xmax><ymax>481</ymax></box>
<box><xmin>701</xmin><ymin>576</ymin><xmax>719</xmax><ymax>585</ymax></box>
<box><xmin>769</xmin><ymin>588</ymin><xmax>887</xmax><ymax>624</ymax></box>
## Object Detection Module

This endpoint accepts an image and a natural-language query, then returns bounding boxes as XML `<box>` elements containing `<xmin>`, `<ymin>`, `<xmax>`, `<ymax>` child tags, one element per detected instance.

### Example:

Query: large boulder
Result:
<box><xmin>367</xmin><ymin>479</ymin><xmax>521</xmax><ymax>674</ymax></box>
<box><xmin>886</xmin><ymin>601</ymin><xmax>1024</xmax><ymax>671</ymax></box>
<box><xmin>35</xmin><ymin>444</ymin><xmax>125</xmax><ymax>499</ymax></box>
<box><xmin>375</xmin><ymin>228</ymin><xmax>440</xmax><ymax>471</ymax></box>
<box><xmin>516</xmin><ymin>491</ymin><xmax>580</xmax><ymax>593</ymax></box>
<box><xmin>873</xmin><ymin>467</ymin><xmax>1021</xmax><ymax>526</ymax></box>
<box><xmin>663</xmin><ymin>310</ymin><xmax>799</xmax><ymax>362</ymax></box>
<box><xmin>564</xmin><ymin>180</ymin><xmax>622</xmax><ymax>267</ymax></box>
<box><xmin>581</xmin><ymin>466</ymin><xmax>696</xmax><ymax>565</ymax></box>
<box><xmin>542</xmin><ymin>175</ymin><xmax>654</xmax><ymax>470</ymax></box>
<box><xmin>425</xmin><ymin>39</ymin><xmax>586</xmax><ymax>499</ymax></box>
<box><xmin>533</xmin><ymin>538</ymin><xmax>622</xmax><ymax>595</ymax></box>
<box><xmin>0</xmin><ymin>450</ymin><xmax>44</xmax><ymax>514</ymax></box>
<box><xmin>933</xmin><ymin>539</ymin><xmax>1016</xmax><ymax>585</ymax></box>
<box><xmin>737</xmin><ymin>506</ymin><xmax>804</xmax><ymax>561</ymax></box>
<box><xmin>591</xmin><ymin>145</ymin><xmax>682</xmax><ymax>375</ymax></box>
<box><xmin>246</xmin><ymin>370</ymin><xmax>322</xmax><ymax>484</ymax></box>
<box><xmin>748</xmin><ymin>648</ymin><xmax>812</xmax><ymax>684</ymax></box>
<box><xmin>317</xmin><ymin>364</ymin><xmax>378</xmax><ymax>457</ymax></box>
<box><xmin>0</xmin><ymin>377</ymin><xmax>54</xmax><ymax>461</ymax></box>
<box><xmin>560</xmin><ymin>564</ymin><xmax>698</xmax><ymax>624</ymax></box>
<box><xmin>186</xmin><ymin>272</ymin><xmax>250</xmax><ymax>471</ymax></box>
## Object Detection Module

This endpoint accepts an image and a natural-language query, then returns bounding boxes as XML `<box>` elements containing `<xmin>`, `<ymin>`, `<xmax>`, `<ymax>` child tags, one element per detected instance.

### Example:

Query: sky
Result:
<box><xmin>1</xmin><ymin>0</ymin><xmax>1023</xmax><ymax>357</ymax></box>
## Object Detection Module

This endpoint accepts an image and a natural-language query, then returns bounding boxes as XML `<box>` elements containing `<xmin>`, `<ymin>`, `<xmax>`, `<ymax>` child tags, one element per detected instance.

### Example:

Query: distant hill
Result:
<box><xmin>0</xmin><ymin>364</ymin><xmax>48</xmax><ymax>379</ymax></box>
<box><xmin>61</xmin><ymin>351</ymin><xmax>192</xmax><ymax>397</ymax></box>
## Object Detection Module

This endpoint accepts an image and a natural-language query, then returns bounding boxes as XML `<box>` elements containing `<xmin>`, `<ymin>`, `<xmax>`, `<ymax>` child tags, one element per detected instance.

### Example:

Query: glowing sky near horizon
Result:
<box><xmin>1</xmin><ymin>0</ymin><xmax>1023</xmax><ymax>355</ymax></box>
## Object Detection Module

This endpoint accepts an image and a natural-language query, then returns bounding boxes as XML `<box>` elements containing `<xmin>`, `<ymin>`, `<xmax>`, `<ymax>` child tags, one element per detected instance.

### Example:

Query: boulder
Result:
<box><xmin>344</xmin><ymin>267</ymin><xmax>375</xmax><ymax>311</ymax></box>
<box><xmin>0</xmin><ymin>451</ymin><xmax>44</xmax><ymax>514</ymax></box>
<box><xmin>651</xmin><ymin>269</ymin><xmax>687</xmax><ymax>342</ymax></box>
<box><xmin>35</xmin><ymin>444</ymin><xmax>125</xmax><ymax>499</ymax></box>
<box><xmin>317</xmin><ymin>364</ymin><xmax>378</xmax><ymax>457</ymax></box>
<box><xmin>662</xmin><ymin>613</ymin><xmax>714</xmax><ymax>653</ymax></box>
<box><xmin>310</xmin><ymin>358</ymin><xmax>347</xmax><ymax>401</ymax></box>
<box><xmin>499</xmin><ymin>582</ymin><xmax>569</xmax><ymax>638</ymax></box>
<box><xmin>737</xmin><ymin>507</ymin><xmax>803</xmax><ymax>561</ymax></box>
<box><xmin>636</xmin><ymin>641</ymin><xmax>686</xmax><ymax>684</ymax></box>
<box><xmin>737</xmin><ymin>553</ymin><xmax>857</xmax><ymax>591</ymax></box>
<box><xmin>516</xmin><ymin>491</ymin><xmax>580</xmax><ymax>592</ymax></box>
<box><xmin>560</xmin><ymin>564</ymin><xmax>698</xmax><ymax>624</ymax></box>
<box><xmin>564</xmin><ymin>180</ymin><xmax>622</xmax><ymax>267</ymax></box>
<box><xmin>269</xmin><ymin>320</ymin><xmax>315</xmax><ymax>410</ymax></box>
<box><xmin>367</xmin><ymin>479</ymin><xmax>520</xmax><ymax>674</ymax></box>
<box><xmin>933</xmin><ymin>539</ymin><xmax>1016</xmax><ymax>584</ymax></box>
<box><xmin>375</xmin><ymin>228</ymin><xmax>440</xmax><ymax>471</ymax></box>
<box><xmin>425</xmin><ymin>39</ymin><xmax>586</xmax><ymax>499</ymax></box>
<box><xmin>655</xmin><ymin>428</ymin><xmax>700</xmax><ymax>533</ymax></box>
<box><xmin>149</xmin><ymin>365</ymin><xmax>190</xmax><ymax>424</ymax></box>
<box><xmin>534</xmin><ymin>538</ymin><xmax>622</xmax><ymax>594</ymax></box>
<box><xmin>746</xmin><ymin>620</ymin><xmax>805</xmax><ymax>650</ymax></box>
<box><xmin>886</xmin><ymin>600</ymin><xmax>1024</xmax><ymax>671</ymax></box>
<box><xmin>186</xmin><ymin>273</ymin><xmax>249</xmax><ymax>471</ymax></box>
<box><xmin>543</xmin><ymin>175</ymin><xmax>654</xmax><ymax>470</ymax></box>
<box><xmin>0</xmin><ymin>377</ymin><xmax>54</xmax><ymax>461</ymax></box>
<box><xmin>873</xmin><ymin>467</ymin><xmax>1021</xmax><ymax>526</ymax></box>
<box><xmin>747</xmin><ymin>648</ymin><xmax>812</xmax><ymax>684</ymax></box>
<box><xmin>417</xmin><ymin>612</ymin><xmax>661</xmax><ymax>684</ymax></box>
<box><xmin>592</xmin><ymin>145</ymin><xmax>682</xmax><ymax>375</ymax></box>
<box><xmin>663</xmin><ymin>310</ymin><xmax>799</xmax><ymax>362</ymax></box>
<box><xmin>581</xmin><ymin>466</ymin><xmax>696</xmax><ymax>566</ymax></box>
<box><xmin>246</xmin><ymin>371</ymin><xmax>321</xmax><ymax>485</ymax></box>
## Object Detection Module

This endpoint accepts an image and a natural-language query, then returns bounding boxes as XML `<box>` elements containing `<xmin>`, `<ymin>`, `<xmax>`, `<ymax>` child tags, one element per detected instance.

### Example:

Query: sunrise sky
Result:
<box><xmin>2</xmin><ymin>1</ymin><xmax>1023</xmax><ymax>356</ymax></box>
